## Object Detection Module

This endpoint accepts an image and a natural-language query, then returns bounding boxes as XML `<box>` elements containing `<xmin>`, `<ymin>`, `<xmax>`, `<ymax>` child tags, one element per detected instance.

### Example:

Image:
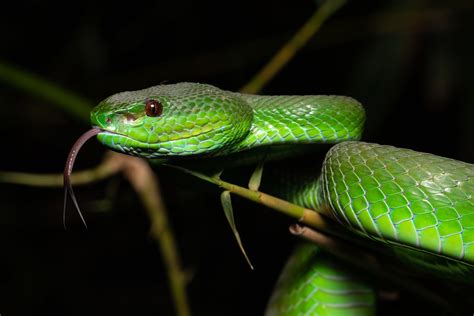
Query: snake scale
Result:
<box><xmin>67</xmin><ymin>82</ymin><xmax>474</xmax><ymax>315</ymax></box>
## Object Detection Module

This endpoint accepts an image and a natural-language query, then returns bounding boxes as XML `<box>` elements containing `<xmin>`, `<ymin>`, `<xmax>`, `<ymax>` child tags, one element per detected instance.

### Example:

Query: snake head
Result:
<box><xmin>90</xmin><ymin>83</ymin><xmax>253</xmax><ymax>158</ymax></box>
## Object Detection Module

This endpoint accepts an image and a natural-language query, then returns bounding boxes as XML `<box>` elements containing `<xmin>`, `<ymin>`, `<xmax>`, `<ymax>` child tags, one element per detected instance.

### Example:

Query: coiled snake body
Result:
<box><xmin>74</xmin><ymin>83</ymin><xmax>473</xmax><ymax>314</ymax></box>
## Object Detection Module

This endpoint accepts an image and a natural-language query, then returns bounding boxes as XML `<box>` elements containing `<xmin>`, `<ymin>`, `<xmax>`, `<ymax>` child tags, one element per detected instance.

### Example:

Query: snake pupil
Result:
<box><xmin>145</xmin><ymin>99</ymin><xmax>163</xmax><ymax>117</ymax></box>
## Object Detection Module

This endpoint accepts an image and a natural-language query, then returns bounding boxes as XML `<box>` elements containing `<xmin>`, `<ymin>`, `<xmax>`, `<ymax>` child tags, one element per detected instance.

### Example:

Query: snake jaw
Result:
<box><xmin>95</xmin><ymin>127</ymin><xmax>236</xmax><ymax>158</ymax></box>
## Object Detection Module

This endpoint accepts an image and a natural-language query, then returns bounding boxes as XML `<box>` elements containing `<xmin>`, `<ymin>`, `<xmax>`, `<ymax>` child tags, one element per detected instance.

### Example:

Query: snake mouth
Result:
<box><xmin>95</xmin><ymin>128</ymin><xmax>136</xmax><ymax>143</ymax></box>
<box><xmin>95</xmin><ymin>127</ymin><xmax>226</xmax><ymax>157</ymax></box>
<box><xmin>96</xmin><ymin>127</ymin><xmax>218</xmax><ymax>144</ymax></box>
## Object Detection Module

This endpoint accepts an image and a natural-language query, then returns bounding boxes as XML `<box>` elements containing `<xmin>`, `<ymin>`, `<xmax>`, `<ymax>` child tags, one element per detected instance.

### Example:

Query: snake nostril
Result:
<box><xmin>105</xmin><ymin>117</ymin><xmax>112</xmax><ymax>124</ymax></box>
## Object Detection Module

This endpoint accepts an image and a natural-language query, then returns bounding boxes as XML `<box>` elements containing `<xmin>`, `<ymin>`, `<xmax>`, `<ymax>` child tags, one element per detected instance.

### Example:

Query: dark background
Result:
<box><xmin>0</xmin><ymin>0</ymin><xmax>473</xmax><ymax>315</ymax></box>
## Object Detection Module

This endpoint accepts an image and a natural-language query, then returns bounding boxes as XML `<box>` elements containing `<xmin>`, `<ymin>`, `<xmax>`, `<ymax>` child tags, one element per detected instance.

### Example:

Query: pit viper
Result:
<box><xmin>66</xmin><ymin>82</ymin><xmax>474</xmax><ymax>315</ymax></box>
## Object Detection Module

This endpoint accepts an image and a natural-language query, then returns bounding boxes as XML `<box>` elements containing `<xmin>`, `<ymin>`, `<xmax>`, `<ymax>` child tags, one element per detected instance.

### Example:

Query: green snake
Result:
<box><xmin>65</xmin><ymin>82</ymin><xmax>474</xmax><ymax>315</ymax></box>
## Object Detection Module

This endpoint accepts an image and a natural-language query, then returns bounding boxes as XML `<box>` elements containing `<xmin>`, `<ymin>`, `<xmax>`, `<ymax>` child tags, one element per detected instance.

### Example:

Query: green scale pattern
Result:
<box><xmin>265</xmin><ymin>243</ymin><xmax>375</xmax><ymax>316</ymax></box>
<box><xmin>233</xmin><ymin>94</ymin><xmax>365</xmax><ymax>151</ymax></box>
<box><xmin>91</xmin><ymin>83</ymin><xmax>365</xmax><ymax>159</ymax></box>
<box><xmin>320</xmin><ymin>141</ymin><xmax>474</xmax><ymax>263</ymax></box>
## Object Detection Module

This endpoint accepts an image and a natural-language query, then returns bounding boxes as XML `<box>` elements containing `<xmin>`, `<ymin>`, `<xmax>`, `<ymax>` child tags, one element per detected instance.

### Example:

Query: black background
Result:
<box><xmin>0</xmin><ymin>0</ymin><xmax>473</xmax><ymax>315</ymax></box>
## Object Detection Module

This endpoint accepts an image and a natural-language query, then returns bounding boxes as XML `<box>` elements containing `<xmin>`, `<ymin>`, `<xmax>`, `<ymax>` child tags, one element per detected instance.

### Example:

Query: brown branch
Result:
<box><xmin>0</xmin><ymin>152</ymin><xmax>121</xmax><ymax>187</ymax></box>
<box><xmin>0</xmin><ymin>151</ymin><xmax>191</xmax><ymax>316</ymax></box>
<box><xmin>118</xmin><ymin>156</ymin><xmax>191</xmax><ymax>316</ymax></box>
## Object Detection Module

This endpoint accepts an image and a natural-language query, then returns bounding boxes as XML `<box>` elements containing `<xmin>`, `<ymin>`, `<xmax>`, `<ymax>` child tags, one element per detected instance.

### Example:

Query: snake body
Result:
<box><xmin>88</xmin><ymin>82</ymin><xmax>474</xmax><ymax>314</ymax></box>
<box><xmin>292</xmin><ymin>142</ymin><xmax>474</xmax><ymax>273</ymax></box>
<box><xmin>265</xmin><ymin>243</ymin><xmax>375</xmax><ymax>316</ymax></box>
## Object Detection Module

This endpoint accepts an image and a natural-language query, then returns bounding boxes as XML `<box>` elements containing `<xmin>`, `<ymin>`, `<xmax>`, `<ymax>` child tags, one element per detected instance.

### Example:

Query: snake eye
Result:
<box><xmin>145</xmin><ymin>99</ymin><xmax>163</xmax><ymax>117</ymax></box>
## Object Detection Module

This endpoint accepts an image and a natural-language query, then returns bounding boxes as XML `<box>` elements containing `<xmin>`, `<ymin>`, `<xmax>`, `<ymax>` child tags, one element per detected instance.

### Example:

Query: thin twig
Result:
<box><xmin>240</xmin><ymin>0</ymin><xmax>346</xmax><ymax>94</ymax></box>
<box><xmin>120</xmin><ymin>157</ymin><xmax>191</xmax><ymax>316</ymax></box>
<box><xmin>165</xmin><ymin>164</ymin><xmax>331</xmax><ymax>229</ymax></box>
<box><xmin>0</xmin><ymin>152</ymin><xmax>119</xmax><ymax>187</ymax></box>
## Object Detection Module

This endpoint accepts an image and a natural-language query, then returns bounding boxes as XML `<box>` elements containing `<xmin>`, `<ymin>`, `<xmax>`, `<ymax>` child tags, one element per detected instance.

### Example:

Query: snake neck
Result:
<box><xmin>227</xmin><ymin>93</ymin><xmax>366</xmax><ymax>154</ymax></box>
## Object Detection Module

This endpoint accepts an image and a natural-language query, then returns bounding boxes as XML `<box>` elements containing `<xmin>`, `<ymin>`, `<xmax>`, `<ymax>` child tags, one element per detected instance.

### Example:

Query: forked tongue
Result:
<box><xmin>63</xmin><ymin>128</ymin><xmax>101</xmax><ymax>229</ymax></box>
